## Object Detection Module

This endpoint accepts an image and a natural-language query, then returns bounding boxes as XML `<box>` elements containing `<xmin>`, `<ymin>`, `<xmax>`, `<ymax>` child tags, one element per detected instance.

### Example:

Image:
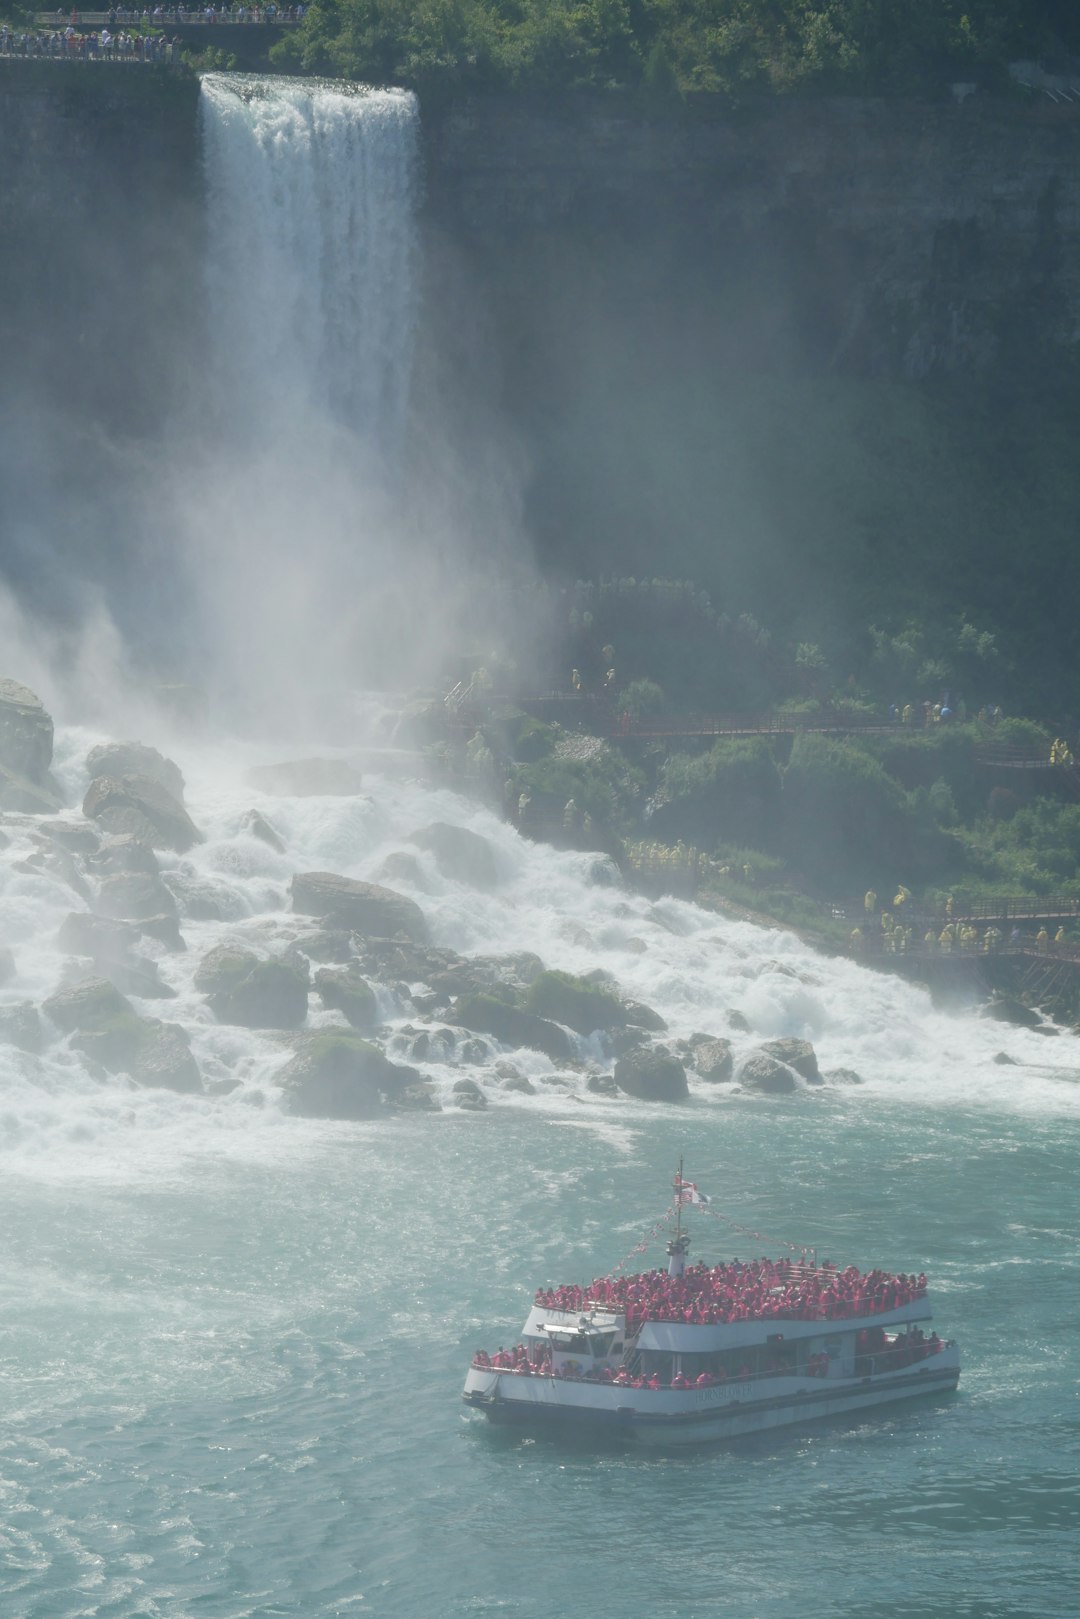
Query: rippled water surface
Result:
<box><xmin>1</xmin><ymin>728</ymin><xmax>1078</xmax><ymax>1616</ymax></box>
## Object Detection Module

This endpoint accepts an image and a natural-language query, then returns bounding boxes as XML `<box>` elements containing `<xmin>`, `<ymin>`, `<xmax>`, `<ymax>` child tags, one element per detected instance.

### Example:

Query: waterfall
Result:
<box><xmin>199</xmin><ymin>74</ymin><xmax>420</xmax><ymax>465</ymax></box>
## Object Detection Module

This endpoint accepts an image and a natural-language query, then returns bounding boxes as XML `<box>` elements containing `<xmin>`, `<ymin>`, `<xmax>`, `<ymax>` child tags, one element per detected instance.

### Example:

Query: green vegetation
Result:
<box><xmin>273</xmin><ymin>0</ymin><xmax>1080</xmax><ymax>97</ymax></box>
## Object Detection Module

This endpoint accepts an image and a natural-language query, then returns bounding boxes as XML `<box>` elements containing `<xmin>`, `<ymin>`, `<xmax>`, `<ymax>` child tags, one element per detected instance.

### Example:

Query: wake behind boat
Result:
<box><xmin>463</xmin><ymin>1167</ymin><xmax>961</xmax><ymax>1445</ymax></box>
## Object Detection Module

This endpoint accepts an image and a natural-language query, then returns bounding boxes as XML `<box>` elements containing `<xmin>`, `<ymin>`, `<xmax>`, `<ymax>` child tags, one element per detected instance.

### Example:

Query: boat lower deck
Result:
<box><xmin>463</xmin><ymin>1356</ymin><xmax>961</xmax><ymax>1446</ymax></box>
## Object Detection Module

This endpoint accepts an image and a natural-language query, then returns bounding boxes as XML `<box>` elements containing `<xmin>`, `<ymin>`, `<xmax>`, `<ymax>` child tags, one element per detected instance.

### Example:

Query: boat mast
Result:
<box><xmin>667</xmin><ymin>1156</ymin><xmax>690</xmax><ymax>1277</ymax></box>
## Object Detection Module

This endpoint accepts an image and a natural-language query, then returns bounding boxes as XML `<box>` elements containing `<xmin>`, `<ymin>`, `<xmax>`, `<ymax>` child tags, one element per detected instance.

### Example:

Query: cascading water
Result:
<box><xmin>199</xmin><ymin>74</ymin><xmax>420</xmax><ymax>459</ymax></box>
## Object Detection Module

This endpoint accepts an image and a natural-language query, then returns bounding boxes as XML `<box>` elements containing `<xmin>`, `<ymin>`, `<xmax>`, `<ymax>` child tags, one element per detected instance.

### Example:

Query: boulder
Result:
<box><xmin>193</xmin><ymin>942</ymin><xmax>260</xmax><ymax>996</ymax></box>
<box><xmin>83</xmin><ymin>774</ymin><xmax>202</xmax><ymax>853</ymax></box>
<box><xmin>314</xmin><ymin>965</ymin><xmax>378</xmax><ymax>1029</ymax></box>
<box><xmin>408</xmin><ymin>823</ymin><xmax>498</xmax><ymax>889</ymax></box>
<box><xmin>247</xmin><ymin>759</ymin><xmax>364</xmax><ymax>797</ymax></box>
<box><xmin>373</xmin><ymin>851</ymin><xmax>427</xmax><ymax>889</ymax></box>
<box><xmin>296</xmin><ymin>929</ymin><xmax>354</xmax><ymax>964</ymax></box>
<box><xmin>451</xmin><ymin>1077</ymin><xmax>488</xmax><ymax>1110</ymax></box>
<box><xmin>85</xmin><ymin>742</ymin><xmax>185</xmax><ymax>803</ymax></box>
<box><xmin>981</xmin><ymin>997</ymin><xmax>1042</xmax><ymax>1028</ymax></box>
<box><xmin>209</xmin><ymin>958</ymin><xmax>310</xmax><ymax>1031</ymax></box>
<box><xmin>500</xmin><ymin>1071</ymin><xmax>537</xmax><ymax>1095</ymax></box>
<box><xmin>524</xmin><ymin>970</ymin><xmax>629</xmax><ymax>1036</ymax></box>
<box><xmin>452</xmin><ymin>993</ymin><xmax>572</xmax><ymax>1062</ymax></box>
<box><xmin>759</xmin><ymin>1038</ymin><xmax>823</xmax><ymax>1084</ymax></box>
<box><xmin>279</xmin><ymin>1031</ymin><xmax>413</xmax><ymax>1118</ymax></box>
<box><xmin>621</xmin><ymin>998</ymin><xmax>667</xmax><ymax>1032</ymax></box>
<box><xmin>42</xmin><ymin>976</ymin><xmax>134</xmax><ymax>1037</ymax></box>
<box><xmin>992</xmin><ymin>1051</ymin><xmax>1018</xmax><ymax>1066</ymax></box>
<box><xmin>57</xmin><ymin>912</ymin><xmax>174</xmax><ymax>999</ymax></box>
<box><xmin>38</xmin><ymin>820</ymin><xmax>101</xmax><ymax>856</ymax></box>
<box><xmin>129</xmin><ymin>1022</ymin><xmax>202</xmax><ymax>1093</ymax></box>
<box><xmin>0</xmin><ymin>679</ymin><xmax>53</xmax><ymax>780</ymax></box>
<box><xmin>693</xmin><ymin>1037</ymin><xmax>734</xmax><ymax>1083</ymax></box>
<box><xmin>95</xmin><ymin>872</ymin><xmax>179</xmax><ymax>925</ymax></box>
<box><xmin>0</xmin><ymin>1001</ymin><xmax>41</xmax><ymax>1053</ymax></box>
<box><xmin>0</xmin><ymin>764</ymin><xmax>63</xmax><ymax>814</ymax></box>
<box><xmin>728</xmin><ymin>1010</ymin><xmax>752</xmax><ymax>1032</ymax></box>
<box><xmin>586</xmin><ymin>1072</ymin><xmax>618</xmax><ymax>1096</ymax></box>
<box><xmin>738</xmin><ymin>1054</ymin><xmax>797</xmax><ymax>1095</ymax></box>
<box><xmin>291</xmin><ymin>872</ymin><xmax>428</xmax><ymax>943</ymax></box>
<box><xmin>824</xmin><ymin>1067</ymin><xmax>864</xmax><ymax>1085</ymax></box>
<box><xmin>89</xmin><ymin>834</ymin><xmax>160</xmax><ymax>876</ymax></box>
<box><xmin>613</xmin><ymin>1047</ymin><xmax>689</xmax><ymax>1102</ymax></box>
<box><xmin>241</xmin><ymin>809</ymin><xmax>287</xmax><ymax>853</ymax></box>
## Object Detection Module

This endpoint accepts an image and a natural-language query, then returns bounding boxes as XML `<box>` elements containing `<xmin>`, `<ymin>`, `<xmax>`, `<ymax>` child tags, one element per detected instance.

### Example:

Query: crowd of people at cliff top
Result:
<box><xmin>532</xmin><ymin>1257</ymin><xmax>927</xmax><ymax>1326</ymax></box>
<box><xmin>0</xmin><ymin>21</ymin><xmax>179</xmax><ymax>56</ymax></box>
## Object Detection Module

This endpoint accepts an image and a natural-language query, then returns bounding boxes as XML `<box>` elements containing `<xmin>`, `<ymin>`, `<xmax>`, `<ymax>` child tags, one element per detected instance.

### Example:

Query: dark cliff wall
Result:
<box><xmin>0</xmin><ymin>65</ymin><xmax>202</xmax><ymax>432</ymax></box>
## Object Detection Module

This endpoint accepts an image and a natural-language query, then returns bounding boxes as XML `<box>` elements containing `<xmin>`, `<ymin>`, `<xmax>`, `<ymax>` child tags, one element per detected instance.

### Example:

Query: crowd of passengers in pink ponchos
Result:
<box><xmin>533</xmin><ymin>1258</ymin><xmax>929</xmax><ymax>1326</ymax></box>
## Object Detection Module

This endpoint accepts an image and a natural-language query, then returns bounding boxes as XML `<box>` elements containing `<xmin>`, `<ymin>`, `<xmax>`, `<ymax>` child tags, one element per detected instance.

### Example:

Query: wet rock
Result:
<box><xmin>83</xmin><ymin>774</ymin><xmax>202</xmax><ymax>854</ymax></box>
<box><xmin>241</xmin><ymin>809</ymin><xmax>287</xmax><ymax>853</ymax></box>
<box><xmin>458</xmin><ymin>1037</ymin><xmax>490</xmax><ymax>1064</ymax></box>
<box><xmin>247</xmin><ymin>759</ymin><xmax>364</xmax><ymax>797</ymax></box>
<box><xmin>314</xmin><ymin>965</ymin><xmax>378</xmax><ymax>1029</ymax></box>
<box><xmin>0</xmin><ymin>1001</ymin><xmax>40</xmax><ymax>1053</ymax></box>
<box><xmin>738</xmin><ymin>1054</ymin><xmax>797</xmax><ymax>1095</ymax></box>
<box><xmin>291</xmin><ymin>872</ymin><xmax>428</xmax><ymax>944</ymax></box>
<box><xmin>610</xmin><ymin>1028</ymin><xmax>648</xmax><ymax>1058</ymax></box>
<box><xmin>500</xmin><ymin>1071</ymin><xmax>537</xmax><ymax>1095</ymax></box>
<box><xmin>210</xmin><ymin>957</ymin><xmax>310</xmax><ymax>1031</ymax></box>
<box><xmin>693</xmin><ymin>1037</ymin><xmax>734</xmax><ymax>1083</ymax></box>
<box><xmin>728</xmin><ymin>1010</ymin><xmax>752</xmax><ymax>1032</ymax></box>
<box><xmin>85</xmin><ymin>742</ymin><xmax>185</xmax><ymax>803</ymax></box>
<box><xmin>0</xmin><ymin>679</ymin><xmax>53</xmax><ymax>780</ymax></box>
<box><xmin>392</xmin><ymin>1081</ymin><xmax>441</xmax><ymax>1112</ymax></box>
<box><xmin>279</xmin><ymin>1031</ymin><xmax>413</xmax><ymax>1118</ymax></box>
<box><xmin>623</xmin><ymin>938</ymin><xmax>648</xmax><ymax>955</ymax></box>
<box><xmin>621</xmin><ymin>998</ymin><xmax>667</xmax><ymax>1032</ymax></box>
<box><xmin>759</xmin><ymin>1038</ymin><xmax>823</xmax><ymax>1084</ymax></box>
<box><xmin>194</xmin><ymin>943</ymin><xmax>260</xmax><ymax>995</ymax></box>
<box><xmin>613</xmin><ymin>1047</ymin><xmax>689</xmax><ymax>1102</ymax></box>
<box><xmin>296</xmin><ymin>928</ymin><xmax>354</xmax><ymax>964</ymax></box>
<box><xmin>43</xmin><ymin>976</ymin><xmax>134</xmax><ymax>1037</ymax></box>
<box><xmin>524</xmin><ymin>970</ymin><xmax>629</xmax><ymax>1036</ymax></box>
<box><xmin>373</xmin><ymin>851</ymin><xmax>428</xmax><ymax>889</ymax></box>
<box><xmin>89</xmin><ymin>834</ymin><xmax>160</xmax><ymax>877</ymax></box>
<box><xmin>586</xmin><ymin>1072</ymin><xmax>618</xmax><ymax>1096</ymax></box>
<box><xmin>408</xmin><ymin>823</ymin><xmax>498</xmax><ymax>889</ymax></box>
<box><xmin>452</xmin><ymin>994</ymin><xmax>572</xmax><ymax>1062</ymax></box>
<box><xmin>980</xmin><ymin>996</ymin><xmax>1042</xmax><ymax>1028</ymax></box>
<box><xmin>95</xmin><ymin>872</ymin><xmax>179</xmax><ymax>925</ymax></box>
<box><xmin>825</xmin><ymin>1067</ymin><xmax>864</xmax><ymax>1085</ymax></box>
<box><xmin>129</xmin><ymin>1022</ymin><xmax>202</xmax><ymax>1093</ymax></box>
<box><xmin>452</xmin><ymin>1077</ymin><xmax>488</xmax><ymax>1109</ymax></box>
<box><xmin>38</xmin><ymin>820</ymin><xmax>101</xmax><ymax>856</ymax></box>
<box><xmin>0</xmin><ymin>765</ymin><xmax>63</xmax><ymax>814</ymax></box>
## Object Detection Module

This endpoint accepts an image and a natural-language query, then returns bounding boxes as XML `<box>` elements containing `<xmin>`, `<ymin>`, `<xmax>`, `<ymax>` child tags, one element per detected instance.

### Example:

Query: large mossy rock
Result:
<box><xmin>314</xmin><ymin>965</ymin><xmax>378</xmax><ymax>1029</ymax></box>
<box><xmin>759</xmin><ymin>1038</ymin><xmax>822</xmax><ymax>1084</ymax></box>
<box><xmin>83</xmin><ymin>774</ymin><xmax>202</xmax><ymax>853</ymax></box>
<box><xmin>453</xmin><ymin>993</ymin><xmax>572</xmax><ymax>1062</ymax></box>
<box><xmin>128</xmin><ymin>1021</ymin><xmax>202</xmax><ymax>1093</ymax></box>
<box><xmin>208</xmin><ymin>957</ymin><xmax>310</xmax><ymax>1030</ymax></box>
<box><xmin>43</xmin><ymin>976</ymin><xmax>134</xmax><ymax>1036</ymax></box>
<box><xmin>41</xmin><ymin>975</ymin><xmax>201</xmax><ymax>1090</ymax></box>
<box><xmin>193</xmin><ymin>942</ymin><xmax>260</xmax><ymax>995</ymax></box>
<box><xmin>85</xmin><ymin>742</ymin><xmax>185</xmax><ymax>803</ymax></box>
<box><xmin>0</xmin><ymin>678</ymin><xmax>53</xmax><ymax>780</ymax></box>
<box><xmin>291</xmin><ymin>871</ymin><xmax>428</xmax><ymax>943</ymax></box>
<box><xmin>248</xmin><ymin>759</ymin><xmax>364</xmax><ymax>797</ymax></box>
<box><xmin>693</xmin><ymin>1037</ymin><xmax>734</xmax><ymax>1082</ymax></box>
<box><xmin>408</xmin><ymin>823</ymin><xmax>498</xmax><ymax>889</ymax></box>
<box><xmin>613</xmin><ymin>1047</ymin><xmax>689</xmax><ymax>1102</ymax></box>
<box><xmin>279</xmin><ymin>1032</ymin><xmax>412</xmax><ymax>1118</ymax></box>
<box><xmin>738</xmin><ymin>1053</ymin><xmax>798</xmax><ymax>1095</ymax></box>
<box><xmin>524</xmin><ymin>969</ymin><xmax>629</xmax><ymax>1036</ymax></box>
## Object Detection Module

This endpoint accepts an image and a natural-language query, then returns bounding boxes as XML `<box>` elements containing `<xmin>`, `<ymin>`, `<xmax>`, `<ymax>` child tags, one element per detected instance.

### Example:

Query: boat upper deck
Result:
<box><xmin>533</xmin><ymin>1258</ymin><xmax>928</xmax><ymax>1331</ymax></box>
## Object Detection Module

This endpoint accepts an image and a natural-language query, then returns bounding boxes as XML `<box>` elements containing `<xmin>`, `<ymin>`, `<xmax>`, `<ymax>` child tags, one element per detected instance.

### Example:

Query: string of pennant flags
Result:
<box><xmin>602</xmin><ymin>1182</ymin><xmax>818</xmax><ymax>1279</ymax></box>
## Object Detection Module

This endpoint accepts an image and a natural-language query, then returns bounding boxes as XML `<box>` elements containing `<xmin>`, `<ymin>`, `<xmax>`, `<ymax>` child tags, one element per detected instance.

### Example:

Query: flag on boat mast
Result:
<box><xmin>674</xmin><ymin>1176</ymin><xmax>710</xmax><ymax>1206</ymax></box>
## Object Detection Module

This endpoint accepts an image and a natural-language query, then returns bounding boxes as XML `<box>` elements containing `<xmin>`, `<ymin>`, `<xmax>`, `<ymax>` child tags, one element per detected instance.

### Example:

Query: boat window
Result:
<box><xmin>588</xmin><ymin>1333</ymin><xmax>615</xmax><ymax>1356</ymax></box>
<box><xmin>548</xmin><ymin>1332</ymin><xmax>591</xmax><ymax>1354</ymax></box>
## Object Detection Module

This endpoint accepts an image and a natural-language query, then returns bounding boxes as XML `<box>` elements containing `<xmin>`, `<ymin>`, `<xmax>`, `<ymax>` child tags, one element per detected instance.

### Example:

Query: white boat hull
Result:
<box><xmin>463</xmin><ymin>1350</ymin><xmax>960</xmax><ymax>1446</ymax></box>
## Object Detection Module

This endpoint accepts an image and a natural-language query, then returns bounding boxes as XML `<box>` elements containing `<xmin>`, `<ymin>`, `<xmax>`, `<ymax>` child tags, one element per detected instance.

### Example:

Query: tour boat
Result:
<box><xmin>462</xmin><ymin>1168</ymin><xmax>960</xmax><ymax>1446</ymax></box>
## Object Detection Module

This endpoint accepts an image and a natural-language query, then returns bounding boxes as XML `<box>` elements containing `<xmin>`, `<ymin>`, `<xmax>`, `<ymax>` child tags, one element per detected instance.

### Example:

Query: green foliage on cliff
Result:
<box><xmin>273</xmin><ymin>0</ymin><xmax>1080</xmax><ymax>96</ymax></box>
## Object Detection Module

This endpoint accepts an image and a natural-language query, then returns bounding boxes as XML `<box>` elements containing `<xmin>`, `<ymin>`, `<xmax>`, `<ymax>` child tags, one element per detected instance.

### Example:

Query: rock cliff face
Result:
<box><xmin>422</xmin><ymin>93</ymin><xmax>1080</xmax><ymax>379</ymax></box>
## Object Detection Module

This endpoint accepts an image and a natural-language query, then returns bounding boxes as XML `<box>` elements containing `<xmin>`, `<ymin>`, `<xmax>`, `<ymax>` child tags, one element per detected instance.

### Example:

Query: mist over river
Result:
<box><xmin>2</xmin><ymin>70</ymin><xmax>1080</xmax><ymax>1619</ymax></box>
